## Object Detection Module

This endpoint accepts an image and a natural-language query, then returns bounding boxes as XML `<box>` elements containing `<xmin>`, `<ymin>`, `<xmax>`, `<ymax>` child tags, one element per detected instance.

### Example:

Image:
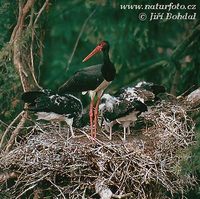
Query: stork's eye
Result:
<box><xmin>99</xmin><ymin>41</ymin><xmax>107</xmax><ymax>48</ymax></box>
<box><xmin>99</xmin><ymin>44</ymin><xmax>104</xmax><ymax>49</ymax></box>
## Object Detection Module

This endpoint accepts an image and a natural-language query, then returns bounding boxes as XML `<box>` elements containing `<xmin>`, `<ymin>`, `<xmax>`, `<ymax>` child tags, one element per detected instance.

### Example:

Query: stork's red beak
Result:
<box><xmin>82</xmin><ymin>45</ymin><xmax>103</xmax><ymax>62</ymax></box>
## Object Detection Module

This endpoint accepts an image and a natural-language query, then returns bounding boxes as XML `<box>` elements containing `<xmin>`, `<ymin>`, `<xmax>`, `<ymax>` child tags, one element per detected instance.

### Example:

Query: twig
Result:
<box><xmin>5</xmin><ymin>111</ymin><xmax>27</xmax><ymax>153</ymax></box>
<box><xmin>78</xmin><ymin>129</ymin><xmax>92</xmax><ymax>140</ymax></box>
<box><xmin>186</xmin><ymin>87</ymin><xmax>200</xmax><ymax>108</ymax></box>
<box><xmin>10</xmin><ymin>0</ymin><xmax>36</xmax><ymax>43</ymax></box>
<box><xmin>29</xmin><ymin>0</ymin><xmax>49</xmax><ymax>89</ymax></box>
<box><xmin>0</xmin><ymin>172</ymin><xmax>19</xmax><ymax>183</ymax></box>
<box><xmin>177</xmin><ymin>85</ymin><xmax>196</xmax><ymax>99</ymax></box>
<box><xmin>0</xmin><ymin>101</ymin><xmax>196</xmax><ymax>198</ymax></box>
<box><xmin>112</xmin><ymin>192</ymin><xmax>134</xmax><ymax>199</ymax></box>
<box><xmin>170</xmin><ymin>61</ymin><xmax>181</xmax><ymax>95</ymax></box>
<box><xmin>34</xmin><ymin>0</ymin><xmax>49</xmax><ymax>26</ymax></box>
<box><xmin>0</xmin><ymin>111</ymin><xmax>24</xmax><ymax>148</ymax></box>
<box><xmin>118</xmin><ymin>60</ymin><xmax>168</xmax><ymax>90</ymax></box>
<box><xmin>16</xmin><ymin>184</ymin><xmax>37</xmax><ymax>199</ymax></box>
<box><xmin>48</xmin><ymin>178</ymin><xmax>66</xmax><ymax>199</ymax></box>
<box><xmin>66</xmin><ymin>8</ymin><xmax>96</xmax><ymax>70</ymax></box>
<box><xmin>170</xmin><ymin>23</ymin><xmax>200</xmax><ymax>95</ymax></box>
<box><xmin>172</xmin><ymin>23</ymin><xmax>200</xmax><ymax>60</ymax></box>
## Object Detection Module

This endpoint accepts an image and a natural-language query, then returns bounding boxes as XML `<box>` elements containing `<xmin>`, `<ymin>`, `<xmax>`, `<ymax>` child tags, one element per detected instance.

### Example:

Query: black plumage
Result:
<box><xmin>100</xmin><ymin>94</ymin><xmax>147</xmax><ymax>140</ymax></box>
<box><xmin>58</xmin><ymin>41</ymin><xmax>115</xmax><ymax>94</ymax></box>
<box><xmin>115</xmin><ymin>81</ymin><xmax>166</xmax><ymax>104</ymax></box>
<box><xmin>58</xmin><ymin>65</ymin><xmax>104</xmax><ymax>93</ymax></box>
<box><xmin>103</xmin><ymin>99</ymin><xmax>147</xmax><ymax>122</ymax></box>
<box><xmin>58</xmin><ymin>41</ymin><xmax>116</xmax><ymax>138</ymax></box>
<box><xmin>100</xmin><ymin>81</ymin><xmax>165</xmax><ymax>140</ymax></box>
<box><xmin>21</xmin><ymin>90</ymin><xmax>83</xmax><ymax>137</ymax></box>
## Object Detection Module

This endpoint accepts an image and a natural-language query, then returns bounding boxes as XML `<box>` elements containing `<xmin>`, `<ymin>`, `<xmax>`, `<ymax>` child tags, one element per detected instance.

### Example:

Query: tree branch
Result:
<box><xmin>66</xmin><ymin>8</ymin><xmax>96</xmax><ymax>70</ymax></box>
<box><xmin>0</xmin><ymin>111</ymin><xmax>24</xmax><ymax>149</ymax></box>
<box><xmin>172</xmin><ymin>22</ymin><xmax>200</xmax><ymax>60</ymax></box>
<box><xmin>29</xmin><ymin>0</ymin><xmax>49</xmax><ymax>89</ymax></box>
<box><xmin>11</xmin><ymin>0</ymin><xmax>37</xmax><ymax>91</ymax></box>
<box><xmin>116</xmin><ymin>22</ymin><xmax>200</xmax><ymax>94</ymax></box>
<box><xmin>169</xmin><ymin>23</ymin><xmax>200</xmax><ymax>95</ymax></box>
<box><xmin>112</xmin><ymin>192</ymin><xmax>134</xmax><ymax>199</ymax></box>
<box><xmin>0</xmin><ymin>172</ymin><xmax>19</xmax><ymax>183</ymax></box>
<box><xmin>187</xmin><ymin>87</ymin><xmax>200</xmax><ymax>108</ymax></box>
<box><xmin>170</xmin><ymin>61</ymin><xmax>181</xmax><ymax>95</ymax></box>
<box><xmin>5</xmin><ymin>111</ymin><xmax>27</xmax><ymax>153</ymax></box>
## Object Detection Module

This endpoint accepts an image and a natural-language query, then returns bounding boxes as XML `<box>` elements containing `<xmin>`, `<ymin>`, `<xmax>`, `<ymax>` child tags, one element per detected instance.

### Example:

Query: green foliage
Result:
<box><xmin>0</xmin><ymin>44</ymin><xmax>22</xmax><ymax>130</ymax></box>
<box><xmin>0</xmin><ymin>1</ymin><xmax>22</xmax><ymax>130</ymax></box>
<box><xmin>41</xmin><ymin>0</ymin><xmax>200</xmax><ymax>95</ymax></box>
<box><xmin>0</xmin><ymin>1</ymin><xmax>16</xmax><ymax>46</ymax></box>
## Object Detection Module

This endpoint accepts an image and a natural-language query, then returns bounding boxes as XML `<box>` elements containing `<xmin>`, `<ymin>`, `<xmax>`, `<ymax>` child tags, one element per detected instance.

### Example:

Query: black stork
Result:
<box><xmin>58</xmin><ymin>41</ymin><xmax>116</xmax><ymax>138</ymax></box>
<box><xmin>99</xmin><ymin>93</ymin><xmax>147</xmax><ymax>141</ymax></box>
<box><xmin>21</xmin><ymin>90</ymin><xmax>83</xmax><ymax>137</ymax></box>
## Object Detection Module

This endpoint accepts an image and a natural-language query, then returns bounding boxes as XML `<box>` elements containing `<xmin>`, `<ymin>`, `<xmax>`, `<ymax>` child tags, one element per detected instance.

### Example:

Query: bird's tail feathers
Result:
<box><xmin>21</xmin><ymin>91</ymin><xmax>47</xmax><ymax>103</ymax></box>
<box><xmin>22</xmin><ymin>91</ymin><xmax>51</xmax><ymax>112</ymax></box>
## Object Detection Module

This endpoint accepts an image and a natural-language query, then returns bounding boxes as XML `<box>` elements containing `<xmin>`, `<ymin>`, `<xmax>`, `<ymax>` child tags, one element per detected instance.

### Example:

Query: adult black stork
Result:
<box><xmin>58</xmin><ymin>41</ymin><xmax>116</xmax><ymax>138</ymax></box>
<box><xmin>21</xmin><ymin>90</ymin><xmax>83</xmax><ymax>137</ymax></box>
<box><xmin>99</xmin><ymin>93</ymin><xmax>147</xmax><ymax>141</ymax></box>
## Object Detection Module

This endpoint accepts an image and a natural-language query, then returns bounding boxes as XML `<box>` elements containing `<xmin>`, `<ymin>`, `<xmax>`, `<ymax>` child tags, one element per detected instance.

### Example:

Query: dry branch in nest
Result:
<box><xmin>0</xmin><ymin>99</ymin><xmax>197</xmax><ymax>199</ymax></box>
<box><xmin>186</xmin><ymin>87</ymin><xmax>200</xmax><ymax>108</ymax></box>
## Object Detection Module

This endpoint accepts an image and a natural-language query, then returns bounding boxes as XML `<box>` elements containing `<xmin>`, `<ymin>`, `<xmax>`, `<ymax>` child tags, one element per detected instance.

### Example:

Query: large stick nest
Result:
<box><xmin>0</xmin><ymin>99</ymin><xmax>197</xmax><ymax>199</ymax></box>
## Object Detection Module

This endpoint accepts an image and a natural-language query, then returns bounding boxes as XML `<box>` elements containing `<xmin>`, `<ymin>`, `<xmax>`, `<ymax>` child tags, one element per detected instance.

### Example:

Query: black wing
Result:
<box><xmin>115</xmin><ymin>86</ymin><xmax>155</xmax><ymax>103</ymax></box>
<box><xmin>22</xmin><ymin>92</ymin><xmax>82</xmax><ymax>117</ymax></box>
<box><xmin>58</xmin><ymin>64</ymin><xmax>104</xmax><ymax>94</ymax></box>
<box><xmin>21</xmin><ymin>89</ymin><xmax>53</xmax><ymax>104</ymax></box>
<box><xmin>104</xmin><ymin>99</ymin><xmax>147</xmax><ymax>122</ymax></box>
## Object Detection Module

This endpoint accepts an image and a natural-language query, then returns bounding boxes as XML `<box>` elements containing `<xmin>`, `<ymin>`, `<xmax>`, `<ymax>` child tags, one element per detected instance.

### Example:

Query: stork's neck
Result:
<box><xmin>103</xmin><ymin>50</ymin><xmax>110</xmax><ymax>64</ymax></box>
<box><xmin>101</xmin><ymin>50</ymin><xmax>115</xmax><ymax>81</ymax></box>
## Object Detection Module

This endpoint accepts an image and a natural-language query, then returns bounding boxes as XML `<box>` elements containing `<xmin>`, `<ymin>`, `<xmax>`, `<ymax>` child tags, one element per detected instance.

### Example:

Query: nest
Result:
<box><xmin>0</xmin><ymin>100</ymin><xmax>197</xmax><ymax>199</ymax></box>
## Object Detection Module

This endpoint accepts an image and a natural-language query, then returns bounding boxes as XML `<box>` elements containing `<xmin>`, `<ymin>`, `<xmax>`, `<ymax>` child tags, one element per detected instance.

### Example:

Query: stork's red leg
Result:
<box><xmin>94</xmin><ymin>96</ymin><xmax>101</xmax><ymax>138</ymax></box>
<box><xmin>89</xmin><ymin>98</ymin><xmax>94</xmax><ymax>137</ymax></box>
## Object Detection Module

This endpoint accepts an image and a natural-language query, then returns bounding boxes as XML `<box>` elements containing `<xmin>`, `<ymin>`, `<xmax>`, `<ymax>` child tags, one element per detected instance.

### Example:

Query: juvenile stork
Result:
<box><xmin>22</xmin><ymin>90</ymin><xmax>83</xmax><ymax>137</ymax></box>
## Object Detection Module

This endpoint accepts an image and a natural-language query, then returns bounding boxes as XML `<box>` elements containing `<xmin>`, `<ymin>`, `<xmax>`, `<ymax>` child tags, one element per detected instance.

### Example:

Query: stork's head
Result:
<box><xmin>82</xmin><ymin>41</ymin><xmax>110</xmax><ymax>62</ymax></box>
